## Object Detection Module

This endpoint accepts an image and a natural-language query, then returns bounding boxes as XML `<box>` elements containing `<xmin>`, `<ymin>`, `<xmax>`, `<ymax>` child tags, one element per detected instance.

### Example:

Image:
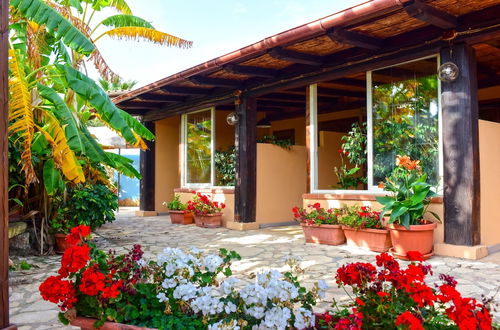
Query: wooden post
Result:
<box><xmin>139</xmin><ymin>121</ymin><xmax>156</xmax><ymax>212</ymax></box>
<box><xmin>0</xmin><ymin>0</ymin><xmax>14</xmax><ymax>328</ymax></box>
<box><xmin>440</xmin><ymin>43</ymin><xmax>481</xmax><ymax>246</ymax></box>
<box><xmin>234</xmin><ymin>96</ymin><xmax>257</xmax><ymax>223</ymax></box>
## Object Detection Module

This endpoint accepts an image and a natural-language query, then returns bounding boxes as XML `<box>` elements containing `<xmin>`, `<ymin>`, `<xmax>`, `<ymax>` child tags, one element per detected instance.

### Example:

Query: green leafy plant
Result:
<box><xmin>50</xmin><ymin>183</ymin><xmax>118</xmax><ymax>234</ymax></box>
<box><xmin>257</xmin><ymin>135</ymin><xmax>293</xmax><ymax>149</ymax></box>
<box><xmin>162</xmin><ymin>194</ymin><xmax>186</xmax><ymax>211</ymax></box>
<box><xmin>376</xmin><ymin>155</ymin><xmax>440</xmax><ymax>229</ymax></box>
<box><xmin>292</xmin><ymin>203</ymin><xmax>341</xmax><ymax>225</ymax></box>
<box><xmin>215</xmin><ymin>146</ymin><xmax>236</xmax><ymax>186</ymax></box>
<box><xmin>342</xmin><ymin>122</ymin><xmax>367</xmax><ymax>166</ymax></box>
<box><xmin>333</xmin><ymin>148</ymin><xmax>367</xmax><ymax>190</ymax></box>
<box><xmin>339</xmin><ymin>205</ymin><xmax>384</xmax><ymax>230</ymax></box>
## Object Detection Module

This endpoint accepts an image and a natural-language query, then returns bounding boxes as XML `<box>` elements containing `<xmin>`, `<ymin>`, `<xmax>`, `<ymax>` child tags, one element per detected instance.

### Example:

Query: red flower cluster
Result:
<box><xmin>59</xmin><ymin>244</ymin><xmax>91</xmax><ymax>277</ymax></box>
<box><xmin>292</xmin><ymin>204</ymin><xmax>340</xmax><ymax>226</ymax></box>
<box><xmin>328</xmin><ymin>252</ymin><xmax>493</xmax><ymax>329</ymax></box>
<box><xmin>39</xmin><ymin>275</ymin><xmax>77</xmax><ymax>311</ymax></box>
<box><xmin>187</xmin><ymin>193</ymin><xmax>225</xmax><ymax>216</ymax></box>
<box><xmin>66</xmin><ymin>225</ymin><xmax>91</xmax><ymax>245</ymax></box>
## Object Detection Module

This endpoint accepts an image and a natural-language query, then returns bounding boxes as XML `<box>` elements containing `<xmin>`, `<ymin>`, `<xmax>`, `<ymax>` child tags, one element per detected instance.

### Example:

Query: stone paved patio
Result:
<box><xmin>8</xmin><ymin>209</ymin><xmax>500</xmax><ymax>329</ymax></box>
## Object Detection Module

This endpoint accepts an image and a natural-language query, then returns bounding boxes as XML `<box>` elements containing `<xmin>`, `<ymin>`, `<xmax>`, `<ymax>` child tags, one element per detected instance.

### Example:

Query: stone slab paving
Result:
<box><xmin>8</xmin><ymin>209</ymin><xmax>500</xmax><ymax>329</ymax></box>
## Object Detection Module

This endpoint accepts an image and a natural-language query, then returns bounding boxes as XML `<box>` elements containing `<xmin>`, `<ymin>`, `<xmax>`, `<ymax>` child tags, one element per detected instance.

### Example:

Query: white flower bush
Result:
<box><xmin>151</xmin><ymin>247</ymin><xmax>327</xmax><ymax>329</ymax></box>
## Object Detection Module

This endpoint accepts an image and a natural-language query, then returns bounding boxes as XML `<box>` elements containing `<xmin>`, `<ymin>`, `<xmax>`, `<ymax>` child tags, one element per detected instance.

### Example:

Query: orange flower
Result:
<box><xmin>396</xmin><ymin>155</ymin><xmax>411</xmax><ymax>167</ymax></box>
<box><xmin>378</xmin><ymin>182</ymin><xmax>385</xmax><ymax>189</ymax></box>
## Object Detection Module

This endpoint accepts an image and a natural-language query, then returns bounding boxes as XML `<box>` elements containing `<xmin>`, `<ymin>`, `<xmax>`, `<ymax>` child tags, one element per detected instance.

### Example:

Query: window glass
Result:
<box><xmin>371</xmin><ymin>57</ymin><xmax>439</xmax><ymax>185</ymax></box>
<box><xmin>186</xmin><ymin>110</ymin><xmax>212</xmax><ymax>184</ymax></box>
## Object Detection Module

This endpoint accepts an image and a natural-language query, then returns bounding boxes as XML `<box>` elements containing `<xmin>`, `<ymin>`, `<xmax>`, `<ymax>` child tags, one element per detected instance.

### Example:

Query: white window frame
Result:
<box><xmin>181</xmin><ymin>107</ymin><xmax>216</xmax><ymax>188</ymax></box>
<box><xmin>310</xmin><ymin>55</ymin><xmax>443</xmax><ymax>194</ymax></box>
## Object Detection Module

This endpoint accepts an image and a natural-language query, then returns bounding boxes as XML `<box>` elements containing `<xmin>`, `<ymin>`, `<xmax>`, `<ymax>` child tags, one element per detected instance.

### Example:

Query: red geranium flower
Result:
<box><xmin>39</xmin><ymin>276</ymin><xmax>77</xmax><ymax>311</ymax></box>
<box><xmin>79</xmin><ymin>266</ymin><xmax>106</xmax><ymax>296</ymax></box>
<box><xmin>66</xmin><ymin>225</ymin><xmax>91</xmax><ymax>245</ymax></box>
<box><xmin>395</xmin><ymin>311</ymin><xmax>423</xmax><ymax>330</ymax></box>
<box><xmin>59</xmin><ymin>244</ymin><xmax>91</xmax><ymax>277</ymax></box>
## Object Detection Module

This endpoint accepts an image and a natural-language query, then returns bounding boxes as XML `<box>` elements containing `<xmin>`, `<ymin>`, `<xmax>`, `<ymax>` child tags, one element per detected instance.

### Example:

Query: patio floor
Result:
<box><xmin>8</xmin><ymin>208</ymin><xmax>500</xmax><ymax>329</ymax></box>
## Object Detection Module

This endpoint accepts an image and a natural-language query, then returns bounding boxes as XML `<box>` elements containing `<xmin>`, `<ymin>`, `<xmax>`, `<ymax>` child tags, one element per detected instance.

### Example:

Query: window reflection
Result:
<box><xmin>186</xmin><ymin>110</ymin><xmax>212</xmax><ymax>184</ymax></box>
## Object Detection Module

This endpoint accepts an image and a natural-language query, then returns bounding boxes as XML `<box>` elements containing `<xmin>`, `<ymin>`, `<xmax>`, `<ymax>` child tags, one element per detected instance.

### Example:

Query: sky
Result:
<box><xmin>90</xmin><ymin>0</ymin><xmax>367</xmax><ymax>88</ymax></box>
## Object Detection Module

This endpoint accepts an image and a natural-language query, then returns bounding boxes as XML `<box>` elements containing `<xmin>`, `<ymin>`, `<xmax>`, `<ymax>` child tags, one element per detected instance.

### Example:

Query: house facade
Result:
<box><xmin>114</xmin><ymin>0</ymin><xmax>500</xmax><ymax>259</ymax></box>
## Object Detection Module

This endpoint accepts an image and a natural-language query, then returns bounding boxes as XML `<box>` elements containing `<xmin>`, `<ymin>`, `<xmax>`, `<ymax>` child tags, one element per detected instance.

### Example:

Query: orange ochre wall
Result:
<box><xmin>479</xmin><ymin>119</ymin><xmax>500</xmax><ymax>246</ymax></box>
<box><xmin>154</xmin><ymin>117</ymin><xmax>181</xmax><ymax>213</ymax></box>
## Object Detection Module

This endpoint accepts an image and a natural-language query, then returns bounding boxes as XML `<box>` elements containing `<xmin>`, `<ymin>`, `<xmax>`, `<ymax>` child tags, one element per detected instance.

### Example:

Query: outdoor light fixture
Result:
<box><xmin>226</xmin><ymin>112</ymin><xmax>239</xmax><ymax>125</ymax></box>
<box><xmin>256</xmin><ymin>117</ymin><xmax>271</xmax><ymax>128</ymax></box>
<box><xmin>438</xmin><ymin>62</ymin><xmax>459</xmax><ymax>82</ymax></box>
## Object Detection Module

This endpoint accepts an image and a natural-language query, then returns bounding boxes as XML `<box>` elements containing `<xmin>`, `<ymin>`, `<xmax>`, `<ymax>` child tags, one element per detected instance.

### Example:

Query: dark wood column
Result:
<box><xmin>0</xmin><ymin>0</ymin><xmax>14</xmax><ymax>328</ymax></box>
<box><xmin>234</xmin><ymin>97</ymin><xmax>257</xmax><ymax>223</ymax></box>
<box><xmin>140</xmin><ymin>121</ymin><xmax>156</xmax><ymax>212</ymax></box>
<box><xmin>440</xmin><ymin>43</ymin><xmax>481</xmax><ymax>246</ymax></box>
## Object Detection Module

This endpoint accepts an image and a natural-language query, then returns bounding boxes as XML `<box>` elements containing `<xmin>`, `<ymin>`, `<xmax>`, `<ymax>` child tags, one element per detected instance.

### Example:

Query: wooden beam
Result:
<box><xmin>257</xmin><ymin>100</ymin><xmax>305</xmax><ymax>108</ymax></box>
<box><xmin>328</xmin><ymin>27</ymin><xmax>385</xmax><ymax>50</ymax></box>
<box><xmin>140</xmin><ymin>121</ymin><xmax>156</xmax><ymax>212</ymax></box>
<box><xmin>160</xmin><ymin>86</ymin><xmax>212</xmax><ymax>95</ymax></box>
<box><xmin>318</xmin><ymin>87</ymin><xmax>365</xmax><ymax>98</ymax></box>
<box><xmin>234</xmin><ymin>97</ymin><xmax>257</xmax><ymax>223</ymax></box>
<box><xmin>441</xmin><ymin>43</ymin><xmax>480</xmax><ymax>246</ymax></box>
<box><xmin>225</xmin><ymin>64</ymin><xmax>278</xmax><ymax>78</ymax></box>
<box><xmin>0</xmin><ymin>0</ymin><xmax>12</xmax><ymax>327</ymax></box>
<box><xmin>329</xmin><ymin>78</ymin><xmax>366</xmax><ymax>88</ymax></box>
<box><xmin>137</xmin><ymin>94</ymin><xmax>186</xmax><ymax>102</ymax></box>
<box><xmin>119</xmin><ymin>101</ymin><xmax>164</xmax><ymax>109</ymax></box>
<box><xmin>267</xmin><ymin>100</ymin><xmax>365</xmax><ymax>121</ymax></box>
<box><xmin>404</xmin><ymin>0</ymin><xmax>457</xmax><ymax>29</ymax></box>
<box><xmin>269</xmin><ymin>47</ymin><xmax>324</xmax><ymax>66</ymax></box>
<box><xmin>189</xmin><ymin>76</ymin><xmax>242</xmax><ymax>88</ymax></box>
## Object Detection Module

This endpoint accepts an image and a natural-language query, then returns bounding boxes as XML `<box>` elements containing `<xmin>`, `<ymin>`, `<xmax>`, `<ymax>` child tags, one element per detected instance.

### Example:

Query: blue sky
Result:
<box><xmin>92</xmin><ymin>0</ymin><xmax>366</xmax><ymax>87</ymax></box>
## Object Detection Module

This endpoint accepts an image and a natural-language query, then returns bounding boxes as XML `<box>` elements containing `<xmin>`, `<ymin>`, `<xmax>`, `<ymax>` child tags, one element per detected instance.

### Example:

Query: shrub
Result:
<box><xmin>51</xmin><ymin>183</ymin><xmax>118</xmax><ymax>233</ymax></box>
<box><xmin>338</xmin><ymin>205</ymin><xmax>384</xmax><ymax>230</ymax></box>
<box><xmin>293</xmin><ymin>203</ymin><xmax>341</xmax><ymax>225</ymax></box>
<box><xmin>163</xmin><ymin>194</ymin><xmax>186</xmax><ymax>211</ymax></box>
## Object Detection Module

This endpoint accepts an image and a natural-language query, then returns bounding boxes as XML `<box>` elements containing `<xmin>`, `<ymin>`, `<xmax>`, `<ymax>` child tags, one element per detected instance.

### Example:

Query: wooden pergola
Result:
<box><xmin>115</xmin><ymin>0</ymin><xmax>500</xmax><ymax>247</ymax></box>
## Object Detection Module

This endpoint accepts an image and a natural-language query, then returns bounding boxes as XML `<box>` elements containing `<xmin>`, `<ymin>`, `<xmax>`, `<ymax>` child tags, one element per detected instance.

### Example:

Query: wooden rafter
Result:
<box><xmin>137</xmin><ymin>94</ymin><xmax>186</xmax><ymax>102</ymax></box>
<box><xmin>328</xmin><ymin>27</ymin><xmax>385</xmax><ymax>50</ymax></box>
<box><xmin>224</xmin><ymin>64</ymin><xmax>278</xmax><ymax>78</ymax></box>
<box><xmin>160</xmin><ymin>86</ymin><xmax>212</xmax><ymax>95</ymax></box>
<box><xmin>404</xmin><ymin>0</ymin><xmax>457</xmax><ymax>29</ymax></box>
<box><xmin>189</xmin><ymin>75</ymin><xmax>241</xmax><ymax>88</ymax></box>
<box><xmin>269</xmin><ymin>47</ymin><xmax>324</xmax><ymax>66</ymax></box>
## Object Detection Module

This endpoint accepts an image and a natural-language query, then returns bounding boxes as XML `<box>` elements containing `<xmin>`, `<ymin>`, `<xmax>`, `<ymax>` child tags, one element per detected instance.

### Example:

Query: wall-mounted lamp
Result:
<box><xmin>256</xmin><ymin>117</ymin><xmax>271</xmax><ymax>128</ymax></box>
<box><xmin>226</xmin><ymin>112</ymin><xmax>239</xmax><ymax>125</ymax></box>
<box><xmin>438</xmin><ymin>62</ymin><xmax>459</xmax><ymax>82</ymax></box>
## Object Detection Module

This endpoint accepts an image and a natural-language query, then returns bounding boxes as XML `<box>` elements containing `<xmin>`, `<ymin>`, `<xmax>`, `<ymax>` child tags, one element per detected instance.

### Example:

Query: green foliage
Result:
<box><xmin>50</xmin><ymin>183</ymin><xmax>118</xmax><ymax>233</ymax></box>
<box><xmin>341</xmin><ymin>122</ymin><xmax>367</xmax><ymax>167</ymax></box>
<box><xmin>257</xmin><ymin>135</ymin><xmax>293</xmax><ymax>149</ymax></box>
<box><xmin>293</xmin><ymin>203</ymin><xmax>340</xmax><ymax>225</ymax></box>
<box><xmin>376</xmin><ymin>156</ymin><xmax>440</xmax><ymax>229</ymax></box>
<box><xmin>338</xmin><ymin>205</ymin><xmax>384</xmax><ymax>230</ymax></box>
<box><xmin>163</xmin><ymin>194</ymin><xmax>186</xmax><ymax>211</ymax></box>
<box><xmin>215</xmin><ymin>146</ymin><xmax>236</xmax><ymax>186</ymax></box>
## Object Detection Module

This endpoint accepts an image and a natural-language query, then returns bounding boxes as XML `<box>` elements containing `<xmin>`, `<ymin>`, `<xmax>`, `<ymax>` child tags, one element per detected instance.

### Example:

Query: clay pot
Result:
<box><xmin>54</xmin><ymin>233</ymin><xmax>78</xmax><ymax>254</ymax></box>
<box><xmin>168</xmin><ymin>210</ymin><xmax>193</xmax><ymax>225</ymax></box>
<box><xmin>71</xmin><ymin>317</ymin><xmax>155</xmax><ymax>329</ymax></box>
<box><xmin>301</xmin><ymin>223</ymin><xmax>346</xmax><ymax>245</ymax></box>
<box><xmin>387</xmin><ymin>223</ymin><xmax>436</xmax><ymax>258</ymax></box>
<box><xmin>194</xmin><ymin>213</ymin><xmax>223</xmax><ymax>228</ymax></box>
<box><xmin>342</xmin><ymin>226</ymin><xmax>392</xmax><ymax>252</ymax></box>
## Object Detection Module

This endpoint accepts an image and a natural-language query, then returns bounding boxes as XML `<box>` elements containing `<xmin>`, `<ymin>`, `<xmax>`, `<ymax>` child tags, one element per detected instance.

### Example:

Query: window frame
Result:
<box><xmin>310</xmin><ymin>55</ymin><xmax>443</xmax><ymax>194</ymax></box>
<box><xmin>181</xmin><ymin>107</ymin><xmax>216</xmax><ymax>188</ymax></box>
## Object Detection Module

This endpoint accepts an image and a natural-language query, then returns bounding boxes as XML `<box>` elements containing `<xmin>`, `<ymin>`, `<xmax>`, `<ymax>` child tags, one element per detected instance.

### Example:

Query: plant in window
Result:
<box><xmin>333</xmin><ymin>148</ymin><xmax>367</xmax><ymax>190</ymax></box>
<box><xmin>376</xmin><ymin>155</ymin><xmax>440</xmax><ymax>258</ymax></box>
<box><xmin>215</xmin><ymin>146</ymin><xmax>236</xmax><ymax>186</ymax></box>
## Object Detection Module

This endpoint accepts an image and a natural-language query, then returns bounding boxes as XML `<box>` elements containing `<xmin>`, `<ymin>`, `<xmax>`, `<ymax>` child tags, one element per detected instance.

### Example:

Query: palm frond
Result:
<box><xmin>11</xmin><ymin>0</ymin><xmax>94</xmax><ymax>55</ymax></box>
<box><xmin>8</xmin><ymin>48</ymin><xmax>37</xmax><ymax>184</ymax></box>
<box><xmin>37</xmin><ymin>111</ymin><xmax>85</xmax><ymax>183</ymax></box>
<box><xmin>105</xmin><ymin>152</ymin><xmax>141</xmax><ymax>178</ymax></box>
<box><xmin>107</xmin><ymin>0</ymin><xmax>132</xmax><ymax>15</ymax></box>
<box><xmin>99</xmin><ymin>14</ymin><xmax>154</xmax><ymax>29</ymax></box>
<box><xmin>88</xmin><ymin>46</ymin><xmax>120</xmax><ymax>81</ymax></box>
<box><xmin>98</xmin><ymin>27</ymin><xmax>192</xmax><ymax>48</ymax></box>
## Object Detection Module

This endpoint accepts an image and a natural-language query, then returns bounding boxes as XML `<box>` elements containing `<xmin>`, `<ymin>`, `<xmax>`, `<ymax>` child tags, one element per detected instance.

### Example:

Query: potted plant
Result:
<box><xmin>339</xmin><ymin>205</ymin><xmax>391</xmax><ymax>252</ymax></box>
<box><xmin>40</xmin><ymin>226</ymin><xmax>325</xmax><ymax>329</ymax></box>
<box><xmin>293</xmin><ymin>203</ymin><xmax>345</xmax><ymax>245</ymax></box>
<box><xmin>163</xmin><ymin>194</ymin><xmax>193</xmax><ymax>225</ymax></box>
<box><xmin>317</xmin><ymin>251</ymin><xmax>493</xmax><ymax>329</ymax></box>
<box><xmin>187</xmin><ymin>193</ymin><xmax>225</xmax><ymax>228</ymax></box>
<box><xmin>376</xmin><ymin>155</ymin><xmax>440</xmax><ymax>259</ymax></box>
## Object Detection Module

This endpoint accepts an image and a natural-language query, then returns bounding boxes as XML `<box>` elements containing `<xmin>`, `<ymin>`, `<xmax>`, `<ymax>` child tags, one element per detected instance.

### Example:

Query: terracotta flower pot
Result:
<box><xmin>194</xmin><ymin>213</ymin><xmax>222</xmax><ymax>228</ymax></box>
<box><xmin>387</xmin><ymin>223</ymin><xmax>436</xmax><ymax>258</ymax></box>
<box><xmin>168</xmin><ymin>210</ymin><xmax>193</xmax><ymax>225</ymax></box>
<box><xmin>342</xmin><ymin>226</ymin><xmax>392</xmax><ymax>252</ymax></box>
<box><xmin>54</xmin><ymin>233</ymin><xmax>77</xmax><ymax>254</ymax></box>
<box><xmin>71</xmin><ymin>317</ymin><xmax>155</xmax><ymax>330</ymax></box>
<box><xmin>301</xmin><ymin>223</ymin><xmax>345</xmax><ymax>245</ymax></box>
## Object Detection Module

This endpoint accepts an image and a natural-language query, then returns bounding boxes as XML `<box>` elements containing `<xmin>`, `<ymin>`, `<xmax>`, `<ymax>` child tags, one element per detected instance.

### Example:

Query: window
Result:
<box><xmin>310</xmin><ymin>56</ymin><xmax>441</xmax><ymax>193</ymax></box>
<box><xmin>182</xmin><ymin>108</ymin><xmax>214</xmax><ymax>186</ymax></box>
